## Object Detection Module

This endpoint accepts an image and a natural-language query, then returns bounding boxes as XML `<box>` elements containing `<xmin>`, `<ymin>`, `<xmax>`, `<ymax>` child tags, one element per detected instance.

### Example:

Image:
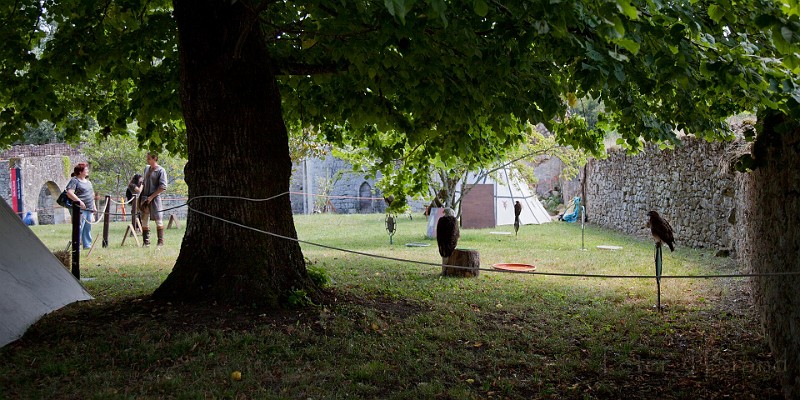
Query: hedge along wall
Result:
<box><xmin>584</xmin><ymin>137</ymin><xmax>742</xmax><ymax>253</ymax></box>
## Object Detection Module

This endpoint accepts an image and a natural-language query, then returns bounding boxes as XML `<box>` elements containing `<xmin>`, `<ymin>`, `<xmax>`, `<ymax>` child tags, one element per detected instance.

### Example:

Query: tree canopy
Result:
<box><xmin>2</xmin><ymin>0</ymin><xmax>797</xmax><ymax>165</ymax></box>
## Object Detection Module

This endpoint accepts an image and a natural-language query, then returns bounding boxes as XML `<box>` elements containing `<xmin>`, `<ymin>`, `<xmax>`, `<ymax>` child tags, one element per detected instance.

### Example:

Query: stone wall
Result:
<box><xmin>533</xmin><ymin>156</ymin><xmax>564</xmax><ymax>196</ymax></box>
<box><xmin>1</xmin><ymin>154</ymin><xmax>86</xmax><ymax>225</ymax></box>
<box><xmin>289</xmin><ymin>156</ymin><xmax>426</xmax><ymax>215</ymax></box>
<box><xmin>0</xmin><ymin>167</ymin><xmax>8</xmax><ymax>209</ymax></box>
<box><xmin>584</xmin><ymin>138</ymin><xmax>740</xmax><ymax>252</ymax></box>
<box><xmin>0</xmin><ymin>143</ymin><xmax>83</xmax><ymax>159</ymax></box>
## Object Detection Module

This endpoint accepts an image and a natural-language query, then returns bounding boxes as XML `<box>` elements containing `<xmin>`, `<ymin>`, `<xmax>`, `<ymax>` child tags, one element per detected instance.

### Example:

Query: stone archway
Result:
<box><xmin>358</xmin><ymin>182</ymin><xmax>373</xmax><ymax>213</ymax></box>
<box><xmin>37</xmin><ymin>181</ymin><xmax>68</xmax><ymax>225</ymax></box>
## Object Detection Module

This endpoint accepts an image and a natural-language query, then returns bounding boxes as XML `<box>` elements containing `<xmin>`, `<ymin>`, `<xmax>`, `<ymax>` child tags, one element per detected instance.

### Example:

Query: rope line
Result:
<box><xmin>79</xmin><ymin>198</ymin><xmax>111</xmax><ymax>225</ymax></box>
<box><xmin>81</xmin><ymin>201</ymin><xmax>190</xmax><ymax>217</ymax></box>
<box><xmin>287</xmin><ymin>191</ymin><xmax>385</xmax><ymax>201</ymax></box>
<box><xmin>184</xmin><ymin>196</ymin><xmax>800</xmax><ymax>280</ymax></box>
<box><xmin>108</xmin><ymin>197</ymin><xmax>136</xmax><ymax>205</ymax></box>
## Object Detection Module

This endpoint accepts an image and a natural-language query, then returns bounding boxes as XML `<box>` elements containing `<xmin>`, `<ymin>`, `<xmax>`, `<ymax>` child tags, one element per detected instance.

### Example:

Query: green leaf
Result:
<box><xmin>668</xmin><ymin>45</ymin><xmax>679</xmax><ymax>55</ymax></box>
<box><xmin>385</xmin><ymin>0</ymin><xmax>398</xmax><ymax>16</ymax></box>
<box><xmin>611</xmin><ymin>16</ymin><xmax>626</xmax><ymax>38</ymax></box>
<box><xmin>608</xmin><ymin>50</ymin><xmax>629</xmax><ymax>61</ymax></box>
<box><xmin>781</xmin><ymin>26</ymin><xmax>794</xmax><ymax>42</ymax></box>
<box><xmin>385</xmin><ymin>0</ymin><xmax>409</xmax><ymax>23</ymax></box>
<box><xmin>787</xmin><ymin>0</ymin><xmax>800</xmax><ymax>16</ymax></box>
<box><xmin>301</xmin><ymin>38</ymin><xmax>317</xmax><ymax>49</ymax></box>
<box><xmin>428</xmin><ymin>0</ymin><xmax>448</xmax><ymax>26</ymax></box>
<box><xmin>772</xmin><ymin>26</ymin><xmax>792</xmax><ymax>53</ymax></box>
<box><xmin>616</xmin><ymin>0</ymin><xmax>639</xmax><ymax>20</ymax></box>
<box><xmin>474</xmin><ymin>0</ymin><xmax>488</xmax><ymax>17</ymax></box>
<box><xmin>615</xmin><ymin>38</ymin><xmax>640</xmax><ymax>54</ymax></box>
<box><xmin>708</xmin><ymin>4</ymin><xmax>724</xmax><ymax>23</ymax></box>
<box><xmin>613</xmin><ymin>64</ymin><xmax>626</xmax><ymax>82</ymax></box>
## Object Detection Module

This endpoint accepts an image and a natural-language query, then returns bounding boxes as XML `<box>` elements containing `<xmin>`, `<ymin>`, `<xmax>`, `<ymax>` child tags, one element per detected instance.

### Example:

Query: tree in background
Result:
<box><xmin>18</xmin><ymin>120</ymin><xmax>64</xmax><ymax>145</ymax></box>
<box><xmin>339</xmin><ymin>122</ymin><xmax>588</xmax><ymax>218</ymax></box>
<box><xmin>82</xmin><ymin>134</ymin><xmax>187</xmax><ymax>199</ymax></box>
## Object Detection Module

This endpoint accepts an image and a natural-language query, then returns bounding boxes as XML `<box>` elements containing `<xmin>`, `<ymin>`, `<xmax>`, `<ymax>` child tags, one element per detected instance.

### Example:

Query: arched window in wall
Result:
<box><xmin>358</xmin><ymin>182</ymin><xmax>373</xmax><ymax>213</ymax></box>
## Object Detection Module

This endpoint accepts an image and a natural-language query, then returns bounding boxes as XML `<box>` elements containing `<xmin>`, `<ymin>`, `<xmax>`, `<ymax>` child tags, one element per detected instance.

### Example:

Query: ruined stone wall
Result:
<box><xmin>1</xmin><ymin>154</ymin><xmax>86</xmax><ymax>224</ymax></box>
<box><xmin>0</xmin><ymin>143</ymin><xmax>83</xmax><ymax>159</ymax></box>
<box><xmin>289</xmin><ymin>156</ymin><xmax>426</xmax><ymax>215</ymax></box>
<box><xmin>289</xmin><ymin>157</ymin><xmax>386</xmax><ymax>214</ymax></box>
<box><xmin>533</xmin><ymin>156</ymin><xmax>564</xmax><ymax>196</ymax></box>
<box><xmin>585</xmin><ymin>138</ymin><xmax>740</xmax><ymax>252</ymax></box>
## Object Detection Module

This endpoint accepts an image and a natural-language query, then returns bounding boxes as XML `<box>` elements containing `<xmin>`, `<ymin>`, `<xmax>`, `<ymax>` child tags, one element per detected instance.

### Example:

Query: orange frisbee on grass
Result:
<box><xmin>492</xmin><ymin>263</ymin><xmax>536</xmax><ymax>272</ymax></box>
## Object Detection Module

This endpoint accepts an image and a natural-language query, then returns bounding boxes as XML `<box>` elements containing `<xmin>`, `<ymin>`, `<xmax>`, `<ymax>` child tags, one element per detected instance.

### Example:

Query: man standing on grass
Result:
<box><xmin>139</xmin><ymin>152</ymin><xmax>168</xmax><ymax>247</ymax></box>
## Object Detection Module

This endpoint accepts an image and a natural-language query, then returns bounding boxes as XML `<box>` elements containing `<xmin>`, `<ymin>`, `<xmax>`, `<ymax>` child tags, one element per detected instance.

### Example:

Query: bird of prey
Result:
<box><xmin>513</xmin><ymin>201</ymin><xmax>522</xmax><ymax>236</ymax></box>
<box><xmin>384</xmin><ymin>194</ymin><xmax>394</xmax><ymax>207</ymax></box>
<box><xmin>437</xmin><ymin>208</ymin><xmax>460</xmax><ymax>261</ymax></box>
<box><xmin>647</xmin><ymin>211</ymin><xmax>675</xmax><ymax>251</ymax></box>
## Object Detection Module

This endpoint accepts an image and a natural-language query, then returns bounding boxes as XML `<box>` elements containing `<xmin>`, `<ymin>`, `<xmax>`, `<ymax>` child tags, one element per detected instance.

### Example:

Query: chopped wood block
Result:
<box><xmin>442</xmin><ymin>249</ymin><xmax>480</xmax><ymax>278</ymax></box>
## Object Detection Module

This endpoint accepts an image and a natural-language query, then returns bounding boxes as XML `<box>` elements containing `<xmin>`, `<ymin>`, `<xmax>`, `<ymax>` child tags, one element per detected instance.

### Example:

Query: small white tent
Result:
<box><xmin>458</xmin><ymin>167</ymin><xmax>552</xmax><ymax>229</ymax></box>
<box><xmin>0</xmin><ymin>198</ymin><xmax>92</xmax><ymax>348</ymax></box>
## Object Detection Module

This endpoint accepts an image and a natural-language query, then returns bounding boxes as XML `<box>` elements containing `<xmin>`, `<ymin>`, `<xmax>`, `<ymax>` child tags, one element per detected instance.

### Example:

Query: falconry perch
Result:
<box><xmin>647</xmin><ymin>211</ymin><xmax>675</xmax><ymax>251</ymax></box>
<box><xmin>436</xmin><ymin>208</ymin><xmax>460</xmax><ymax>261</ymax></box>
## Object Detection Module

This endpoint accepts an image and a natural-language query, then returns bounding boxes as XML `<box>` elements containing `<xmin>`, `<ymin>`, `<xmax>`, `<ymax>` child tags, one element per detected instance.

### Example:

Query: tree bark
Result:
<box><xmin>442</xmin><ymin>249</ymin><xmax>480</xmax><ymax>278</ymax></box>
<box><xmin>741</xmin><ymin>110</ymin><xmax>800</xmax><ymax>398</ymax></box>
<box><xmin>152</xmin><ymin>0</ymin><xmax>317</xmax><ymax>307</ymax></box>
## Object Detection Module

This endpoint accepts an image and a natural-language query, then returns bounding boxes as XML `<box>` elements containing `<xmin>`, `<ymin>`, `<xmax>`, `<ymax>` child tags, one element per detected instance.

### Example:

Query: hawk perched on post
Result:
<box><xmin>437</xmin><ymin>208</ymin><xmax>460</xmax><ymax>260</ymax></box>
<box><xmin>513</xmin><ymin>201</ymin><xmax>522</xmax><ymax>236</ymax></box>
<box><xmin>647</xmin><ymin>211</ymin><xmax>675</xmax><ymax>251</ymax></box>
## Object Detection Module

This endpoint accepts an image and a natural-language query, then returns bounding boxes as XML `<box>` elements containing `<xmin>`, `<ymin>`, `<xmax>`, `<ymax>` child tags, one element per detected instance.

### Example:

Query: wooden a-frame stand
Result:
<box><xmin>167</xmin><ymin>214</ymin><xmax>179</xmax><ymax>229</ymax></box>
<box><xmin>121</xmin><ymin>217</ymin><xmax>142</xmax><ymax>247</ymax></box>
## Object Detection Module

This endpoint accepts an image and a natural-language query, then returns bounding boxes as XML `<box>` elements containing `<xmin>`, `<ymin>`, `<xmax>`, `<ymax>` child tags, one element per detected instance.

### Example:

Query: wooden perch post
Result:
<box><xmin>442</xmin><ymin>249</ymin><xmax>480</xmax><ymax>278</ymax></box>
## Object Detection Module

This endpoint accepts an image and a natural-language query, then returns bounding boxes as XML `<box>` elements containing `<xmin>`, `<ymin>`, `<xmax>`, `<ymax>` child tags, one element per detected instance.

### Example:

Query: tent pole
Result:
<box><xmin>102</xmin><ymin>195</ymin><xmax>110</xmax><ymax>248</ymax></box>
<box><xmin>70</xmin><ymin>203</ymin><xmax>80</xmax><ymax>279</ymax></box>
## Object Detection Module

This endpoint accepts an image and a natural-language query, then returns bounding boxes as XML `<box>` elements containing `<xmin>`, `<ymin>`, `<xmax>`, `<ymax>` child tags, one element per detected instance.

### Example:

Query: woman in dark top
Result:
<box><xmin>65</xmin><ymin>162</ymin><xmax>95</xmax><ymax>249</ymax></box>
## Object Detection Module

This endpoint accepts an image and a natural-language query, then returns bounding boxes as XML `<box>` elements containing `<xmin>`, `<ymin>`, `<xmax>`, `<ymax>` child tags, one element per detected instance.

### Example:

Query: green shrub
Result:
<box><xmin>307</xmin><ymin>265</ymin><xmax>330</xmax><ymax>288</ymax></box>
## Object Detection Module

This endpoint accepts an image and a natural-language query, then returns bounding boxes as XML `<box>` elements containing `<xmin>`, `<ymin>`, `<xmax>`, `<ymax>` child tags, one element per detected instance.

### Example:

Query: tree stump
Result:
<box><xmin>442</xmin><ymin>249</ymin><xmax>480</xmax><ymax>278</ymax></box>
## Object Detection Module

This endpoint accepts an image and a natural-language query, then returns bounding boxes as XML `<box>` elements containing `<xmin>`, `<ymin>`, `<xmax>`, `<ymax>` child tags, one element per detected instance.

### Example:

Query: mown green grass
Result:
<box><xmin>0</xmin><ymin>214</ymin><xmax>781</xmax><ymax>399</ymax></box>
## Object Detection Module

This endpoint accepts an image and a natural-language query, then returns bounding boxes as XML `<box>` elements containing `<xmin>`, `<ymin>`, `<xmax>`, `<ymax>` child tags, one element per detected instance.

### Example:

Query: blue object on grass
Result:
<box><xmin>561</xmin><ymin>197</ymin><xmax>581</xmax><ymax>223</ymax></box>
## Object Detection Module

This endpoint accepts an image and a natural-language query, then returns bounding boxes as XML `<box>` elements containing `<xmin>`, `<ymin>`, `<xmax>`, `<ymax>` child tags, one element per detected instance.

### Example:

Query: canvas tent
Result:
<box><xmin>459</xmin><ymin>167</ymin><xmax>552</xmax><ymax>229</ymax></box>
<box><xmin>0</xmin><ymin>198</ymin><xmax>92</xmax><ymax>348</ymax></box>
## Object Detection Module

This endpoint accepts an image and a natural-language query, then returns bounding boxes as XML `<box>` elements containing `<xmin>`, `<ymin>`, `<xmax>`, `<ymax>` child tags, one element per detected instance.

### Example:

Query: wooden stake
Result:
<box><xmin>121</xmin><ymin>224</ymin><xmax>140</xmax><ymax>247</ymax></box>
<box><xmin>167</xmin><ymin>214</ymin><xmax>179</xmax><ymax>229</ymax></box>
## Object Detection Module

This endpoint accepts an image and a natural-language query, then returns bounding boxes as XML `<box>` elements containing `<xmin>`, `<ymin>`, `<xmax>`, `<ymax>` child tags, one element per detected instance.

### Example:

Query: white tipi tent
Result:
<box><xmin>0</xmin><ymin>198</ymin><xmax>92</xmax><ymax>348</ymax></box>
<box><xmin>458</xmin><ymin>167</ymin><xmax>552</xmax><ymax>228</ymax></box>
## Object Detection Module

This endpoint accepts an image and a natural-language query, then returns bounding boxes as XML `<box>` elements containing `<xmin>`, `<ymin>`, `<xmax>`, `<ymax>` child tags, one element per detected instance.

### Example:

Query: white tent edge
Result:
<box><xmin>0</xmin><ymin>198</ymin><xmax>93</xmax><ymax>348</ymax></box>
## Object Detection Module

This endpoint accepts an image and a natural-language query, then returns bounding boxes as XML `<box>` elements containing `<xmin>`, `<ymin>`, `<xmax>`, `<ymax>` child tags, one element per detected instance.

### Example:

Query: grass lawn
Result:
<box><xmin>0</xmin><ymin>213</ymin><xmax>782</xmax><ymax>399</ymax></box>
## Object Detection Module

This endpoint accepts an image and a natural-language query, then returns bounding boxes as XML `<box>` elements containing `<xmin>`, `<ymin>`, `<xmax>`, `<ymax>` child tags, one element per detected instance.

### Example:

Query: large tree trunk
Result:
<box><xmin>152</xmin><ymin>0</ymin><xmax>317</xmax><ymax>307</ymax></box>
<box><xmin>740</xmin><ymin>110</ymin><xmax>800</xmax><ymax>398</ymax></box>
